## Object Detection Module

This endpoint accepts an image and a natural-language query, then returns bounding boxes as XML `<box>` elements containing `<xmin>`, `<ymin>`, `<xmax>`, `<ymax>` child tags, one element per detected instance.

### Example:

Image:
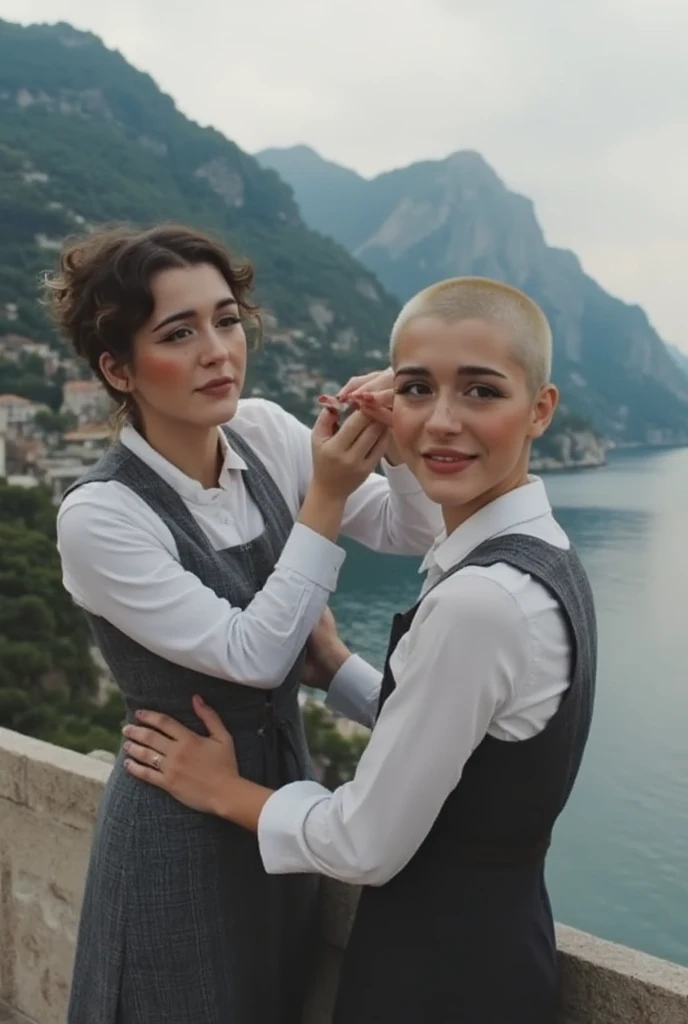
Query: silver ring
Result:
<box><xmin>151</xmin><ymin>752</ymin><xmax>163</xmax><ymax>771</ymax></box>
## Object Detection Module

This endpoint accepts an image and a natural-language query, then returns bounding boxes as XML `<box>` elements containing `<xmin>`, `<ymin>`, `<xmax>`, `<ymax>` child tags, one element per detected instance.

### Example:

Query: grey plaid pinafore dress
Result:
<box><xmin>64</xmin><ymin>428</ymin><xmax>318</xmax><ymax>1024</ymax></box>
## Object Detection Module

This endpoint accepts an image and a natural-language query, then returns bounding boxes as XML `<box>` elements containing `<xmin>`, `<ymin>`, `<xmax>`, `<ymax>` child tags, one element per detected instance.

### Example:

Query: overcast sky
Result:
<box><xmin>2</xmin><ymin>0</ymin><xmax>687</xmax><ymax>349</ymax></box>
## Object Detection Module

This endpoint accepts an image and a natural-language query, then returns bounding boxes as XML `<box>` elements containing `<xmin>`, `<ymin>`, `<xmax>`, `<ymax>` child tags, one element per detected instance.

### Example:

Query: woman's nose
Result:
<box><xmin>426</xmin><ymin>400</ymin><xmax>462</xmax><ymax>435</ymax></box>
<box><xmin>201</xmin><ymin>330</ymin><xmax>228</xmax><ymax>361</ymax></box>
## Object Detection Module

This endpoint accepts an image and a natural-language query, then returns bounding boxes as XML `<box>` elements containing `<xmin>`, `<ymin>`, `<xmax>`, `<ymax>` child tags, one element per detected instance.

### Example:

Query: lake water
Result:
<box><xmin>330</xmin><ymin>447</ymin><xmax>688</xmax><ymax>967</ymax></box>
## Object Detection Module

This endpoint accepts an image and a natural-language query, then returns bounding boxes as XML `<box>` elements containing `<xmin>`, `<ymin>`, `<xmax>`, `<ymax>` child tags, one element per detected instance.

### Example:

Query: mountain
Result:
<box><xmin>0</xmin><ymin>21</ymin><xmax>400</xmax><ymax>420</ymax></box>
<box><xmin>257</xmin><ymin>145</ymin><xmax>688</xmax><ymax>445</ymax></box>
<box><xmin>667</xmin><ymin>343</ymin><xmax>688</xmax><ymax>381</ymax></box>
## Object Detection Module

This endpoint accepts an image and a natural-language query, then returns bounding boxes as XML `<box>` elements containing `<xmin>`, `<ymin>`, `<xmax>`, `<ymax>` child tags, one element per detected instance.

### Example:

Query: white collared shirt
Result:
<box><xmin>257</xmin><ymin>477</ymin><xmax>572</xmax><ymax>885</ymax></box>
<box><xmin>57</xmin><ymin>398</ymin><xmax>443</xmax><ymax>688</ymax></box>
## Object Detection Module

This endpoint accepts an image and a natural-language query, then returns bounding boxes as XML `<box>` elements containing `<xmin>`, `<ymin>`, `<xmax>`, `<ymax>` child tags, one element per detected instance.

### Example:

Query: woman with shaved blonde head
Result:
<box><xmin>126</xmin><ymin>277</ymin><xmax>597</xmax><ymax>1023</ymax></box>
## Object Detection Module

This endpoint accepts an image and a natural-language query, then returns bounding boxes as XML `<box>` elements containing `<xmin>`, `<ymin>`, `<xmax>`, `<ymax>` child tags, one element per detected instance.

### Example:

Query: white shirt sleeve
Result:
<box><xmin>257</xmin><ymin>574</ymin><xmax>531</xmax><ymax>884</ymax></box>
<box><xmin>57</xmin><ymin>496</ymin><xmax>345</xmax><ymax>688</ymax></box>
<box><xmin>325</xmin><ymin>655</ymin><xmax>382</xmax><ymax>730</ymax></box>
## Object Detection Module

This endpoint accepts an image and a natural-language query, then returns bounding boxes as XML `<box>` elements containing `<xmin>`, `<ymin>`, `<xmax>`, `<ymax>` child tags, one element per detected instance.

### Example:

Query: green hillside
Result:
<box><xmin>0</xmin><ymin>20</ymin><xmax>399</xmax><ymax>418</ymax></box>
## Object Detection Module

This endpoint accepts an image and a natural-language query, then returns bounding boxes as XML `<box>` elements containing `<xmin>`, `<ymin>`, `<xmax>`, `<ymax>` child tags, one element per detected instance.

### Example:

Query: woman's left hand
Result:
<box><xmin>122</xmin><ymin>695</ymin><xmax>239</xmax><ymax>816</ymax></box>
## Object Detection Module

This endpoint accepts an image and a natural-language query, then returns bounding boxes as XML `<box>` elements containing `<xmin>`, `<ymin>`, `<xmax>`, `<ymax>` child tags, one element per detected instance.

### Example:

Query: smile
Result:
<box><xmin>422</xmin><ymin>452</ymin><xmax>477</xmax><ymax>475</ymax></box>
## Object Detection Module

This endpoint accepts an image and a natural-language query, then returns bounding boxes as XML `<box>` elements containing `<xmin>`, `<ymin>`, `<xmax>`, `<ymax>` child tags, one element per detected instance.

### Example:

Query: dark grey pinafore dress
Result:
<box><xmin>333</xmin><ymin>534</ymin><xmax>597</xmax><ymax>1024</ymax></box>
<box><xmin>65</xmin><ymin>428</ymin><xmax>318</xmax><ymax>1024</ymax></box>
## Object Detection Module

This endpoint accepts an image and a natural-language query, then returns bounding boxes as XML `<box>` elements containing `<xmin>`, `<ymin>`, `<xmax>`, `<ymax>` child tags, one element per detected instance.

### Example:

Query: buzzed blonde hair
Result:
<box><xmin>390</xmin><ymin>277</ymin><xmax>552</xmax><ymax>391</ymax></box>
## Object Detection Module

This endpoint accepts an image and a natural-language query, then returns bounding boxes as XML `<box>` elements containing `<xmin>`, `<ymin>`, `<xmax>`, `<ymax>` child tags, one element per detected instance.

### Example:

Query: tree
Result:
<box><xmin>34</xmin><ymin>407</ymin><xmax>77</xmax><ymax>438</ymax></box>
<box><xmin>0</xmin><ymin>484</ymin><xmax>99</xmax><ymax>751</ymax></box>
<box><xmin>302</xmin><ymin>698</ymin><xmax>369</xmax><ymax>788</ymax></box>
<box><xmin>0</xmin><ymin>479</ymin><xmax>58</xmax><ymax>536</ymax></box>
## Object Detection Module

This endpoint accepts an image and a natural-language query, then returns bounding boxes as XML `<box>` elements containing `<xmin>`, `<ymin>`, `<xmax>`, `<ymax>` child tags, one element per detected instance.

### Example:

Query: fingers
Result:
<box><xmin>366</xmin><ymin>428</ymin><xmax>391</xmax><ymax>467</ymax></box>
<box><xmin>325</xmin><ymin>409</ymin><xmax>388</xmax><ymax>468</ymax></box>
<box><xmin>331</xmin><ymin>407</ymin><xmax>382</xmax><ymax>446</ymax></box>
<box><xmin>337</xmin><ymin>368</ymin><xmax>393</xmax><ymax>401</ymax></box>
<box><xmin>357</xmin><ymin>392</ymin><xmax>394</xmax><ymax>427</ymax></box>
<box><xmin>122</xmin><ymin>723</ymin><xmax>175</xmax><ymax>753</ymax></box>
<box><xmin>123</xmin><ymin>739</ymin><xmax>167</xmax><ymax>769</ymax></box>
<box><xmin>349</xmin><ymin>376</ymin><xmax>394</xmax><ymax>401</ymax></box>
<box><xmin>191</xmin><ymin>695</ymin><xmax>229</xmax><ymax>741</ymax></box>
<box><xmin>317</xmin><ymin>395</ymin><xmax>340</xmax><ymax>412</ymax></box>
<box><xmin>360</xmin><ymin>388</ymin><xmax>394</xmax><ymax>408</ymax></box>
<box><xmin>124</xmin><ymin>758</ymin><xmax>166</xmax><ymax>787</ymax></box>
<box><xmin>311</xmin><ymin>405</ymin><xmax>339</xmax><ymax>442</ymax></box>
<box><xmin>321</xmin><ymin>389</ymin><xmax>394</xmax><ymax>430</ymax></box>
<box><xmin>353</xmin><ymin>420</ymin><xmax>388</xmax><ymax>461</ymax></box>
<box><xmin>130</xmin><ymin>709</ymin><xmax>187</xmax><ymax>740</ymax></box>
<box><xmin>336</xmin><ymin>371</ymin><xmax>380</xmax><ymax>400</ymax></box>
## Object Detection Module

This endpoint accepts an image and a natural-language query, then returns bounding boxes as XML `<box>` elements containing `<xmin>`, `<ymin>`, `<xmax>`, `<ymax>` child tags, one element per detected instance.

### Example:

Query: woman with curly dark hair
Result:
<box><xmin>49</xmin><ymin>223</ymin><xmax>441</xmax><ymax>1024</ymax></box>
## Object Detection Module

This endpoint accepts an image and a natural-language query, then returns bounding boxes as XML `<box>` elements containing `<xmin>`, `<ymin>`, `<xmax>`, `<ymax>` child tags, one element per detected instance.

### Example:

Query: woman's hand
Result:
<box><xmin>301</xmin><ymin>607</ymin><xmax>352</xmax><ymax>691</ymax></box>
<box><xmin>336</xmin><ymin>367</ymin><xmax>393</xmax><ymax>404</ymax></box>
<box><xmin>310</xmin><ymin>405</ymin><xmax>390</xmax><ymax>499</ymax></box>
<box><xmin>334</xmin><ymin>367</ymin><xmax>399</xmax><ymax>460</ymax></box>
<box><xmin>335</xmin><ymin>368</ymin><xmax>394</xmax><ymax>428</ymax></box>
<box><xmin>297</xmin><ymin>390</ymin><xmax>394</xmax><ymax>542</ymax></box>
<box><xmin>122</xmin><ymin>696</ymin><xmax>239</xmax><ymax>816</ymax></box>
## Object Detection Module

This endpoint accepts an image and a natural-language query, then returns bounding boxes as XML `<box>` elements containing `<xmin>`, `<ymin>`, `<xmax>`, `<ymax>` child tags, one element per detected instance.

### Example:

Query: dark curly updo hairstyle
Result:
<box><xmin>43</xmin><ymin>223</ymin><xmax>260</xmax><ymax>429</ymax></box>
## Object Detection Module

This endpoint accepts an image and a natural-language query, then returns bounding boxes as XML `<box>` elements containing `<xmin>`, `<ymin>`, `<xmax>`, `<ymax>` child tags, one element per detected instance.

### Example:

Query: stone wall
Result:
<box><xmin>0</xmin><ymin>729</ymin><xmax>110</xmax><ymax>1024</ymax></box>
<box><xmin>1</xmin><ymin>728</ymin><xmax>687</xmax><ymax>1024</ymax></box>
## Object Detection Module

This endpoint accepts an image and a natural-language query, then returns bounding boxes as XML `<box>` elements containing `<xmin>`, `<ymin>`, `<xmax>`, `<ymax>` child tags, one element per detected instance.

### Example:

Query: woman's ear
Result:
<box><xmin>99</xmin><ymin>351</ymin><xmax>132</xmax><ymax>395</ymax></box>
<box><xmin>528</xmin><ymin>384</ymin><xmax>559</xmax><ymax>439</ymax></box>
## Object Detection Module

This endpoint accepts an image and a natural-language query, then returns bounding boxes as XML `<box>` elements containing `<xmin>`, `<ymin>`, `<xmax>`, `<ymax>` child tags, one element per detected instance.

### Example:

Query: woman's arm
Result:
<box><xmin>256</xmin><ymin>575</ymin><xmax>527</xmax><ymax>883</ymax></box>
<box><xmin>58</xmin><ymin>496</ymin><xmax>343</xmax><ymax>688</ymax></box>
<box><xmin>58</xmin><ymin>408</ymin><xmax>389</xmax><ymax>688</ymax></box>
<box><xmin>324</xmin><ymin>655</ymin><xmax>381</xmax><ymax>730</ymax></box>
<box><xmin>123</xmin><ymin>574</ymin><xmax>529</xmax><ymax>883</ymax></box>
<box><xmin>300</xmin><ymin>606</ymin><xmax>381</xmax><ymax>728</ymax></box>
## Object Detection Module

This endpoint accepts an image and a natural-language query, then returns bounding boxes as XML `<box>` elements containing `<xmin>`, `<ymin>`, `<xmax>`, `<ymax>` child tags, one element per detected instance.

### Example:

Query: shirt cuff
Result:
<box><xmin>326</xmin><ymin>654</ymin><xmax>381</xmax><ymax>730</ymax></box>
<box><xmin>258</xmin><ymin>781</ymin><xmax>331</xmax><ymax>874</ymax></box>
<box><xmin>278</xmin><ymin>523</ymin><xmax>346</xmax><ymax>592</ymax></box>
<box><xmin>381</xmin><ymin>458</ymin><xmax>424</xmax><ymax>494</ymax></box>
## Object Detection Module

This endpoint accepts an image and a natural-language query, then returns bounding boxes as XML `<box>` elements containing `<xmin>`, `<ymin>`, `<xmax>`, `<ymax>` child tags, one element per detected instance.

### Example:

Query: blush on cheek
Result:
<box><xmin>135</xmin><ymin>350</ymin><xmax>189</xmax><ymax>387</ymax></box>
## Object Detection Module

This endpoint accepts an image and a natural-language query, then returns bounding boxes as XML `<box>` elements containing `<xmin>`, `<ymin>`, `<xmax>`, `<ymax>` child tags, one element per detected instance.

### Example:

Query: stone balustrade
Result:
<box><xmin>1</xmin><ymin>728</ymin><xmax>687</xmax><ymax>1024</ymax></box>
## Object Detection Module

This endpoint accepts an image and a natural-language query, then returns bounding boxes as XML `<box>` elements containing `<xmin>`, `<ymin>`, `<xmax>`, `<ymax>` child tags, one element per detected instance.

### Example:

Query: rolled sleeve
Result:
<box><xmin>258</xmin><ymin>781</ymin><xmax>332</xmax><ymax>874</ymax></box>
<box><xmin>325</xmin><ymin>655</ymin><xmax>381</xmax><ymax>729</ymax></box>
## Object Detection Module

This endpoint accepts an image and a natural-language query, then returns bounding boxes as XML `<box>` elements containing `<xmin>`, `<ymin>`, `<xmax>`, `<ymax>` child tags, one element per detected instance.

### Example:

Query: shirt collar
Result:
<box><xmin>119</xmin><ymin>424</ymin><xmax>247</xmax><ymax>504</ymax></box>
<box><xmin>419</xmin><ymin>475</ymin><xmax>553</xmax><ymax>575</ymax></box>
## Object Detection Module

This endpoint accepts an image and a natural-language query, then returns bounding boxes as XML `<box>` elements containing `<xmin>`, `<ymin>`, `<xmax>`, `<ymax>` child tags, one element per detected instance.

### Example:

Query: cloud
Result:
<box><xmin>1</xmin><ymin>0</ymin><xmax>687</xmax><ymax>346</ymax></box>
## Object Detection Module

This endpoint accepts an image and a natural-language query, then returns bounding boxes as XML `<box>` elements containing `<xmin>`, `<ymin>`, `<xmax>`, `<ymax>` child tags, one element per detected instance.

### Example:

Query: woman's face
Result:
<box><xmin>103</xmin><ymin>262</ymin><xmax>247</xmax><ymax>431</ymax></box>
<box><xmin>391</xmin><ymin>315</ymin><xmax>557</xmax><ymax>532</ymax></box>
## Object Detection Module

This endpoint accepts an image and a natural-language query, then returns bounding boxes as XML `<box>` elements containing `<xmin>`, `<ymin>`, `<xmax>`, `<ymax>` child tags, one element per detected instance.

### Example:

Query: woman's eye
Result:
<box><xmin>163</xmin><ymin>326</ymin><xmax>192</xmax><ymax>343</ymax></box>
<box><xmin>466</xmin><ymin>384</ymin><xmax>499</xmax><ymax>399</ymax></box>
<box><xmin>217</xmin><ymin>314</ymin><xmax>242</xmax><ymax>329</ymax></box>
<box><xmin>397</xmin><ymin>381</ymin><xmax>432</xmax><ymax>397</ymax></box>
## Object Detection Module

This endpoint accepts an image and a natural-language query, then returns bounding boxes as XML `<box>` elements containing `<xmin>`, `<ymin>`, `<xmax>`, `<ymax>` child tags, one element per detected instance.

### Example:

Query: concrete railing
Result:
<box><xmin>1</xmin><ymin>728</ymin><xmax>687</xmax><ymax>1024</ymax></box>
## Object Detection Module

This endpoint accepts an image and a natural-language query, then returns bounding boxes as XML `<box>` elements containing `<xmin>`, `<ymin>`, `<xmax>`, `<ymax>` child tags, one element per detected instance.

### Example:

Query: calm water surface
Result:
<box><xmin>330</xmin><ymin>448</ymin><xmax>688</xmax><ymax>966</ymax></box>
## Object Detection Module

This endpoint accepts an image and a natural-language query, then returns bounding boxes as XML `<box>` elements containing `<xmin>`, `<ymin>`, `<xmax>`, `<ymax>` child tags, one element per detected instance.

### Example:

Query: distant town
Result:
<box><xmin>0</xmin><ymin>329</ymin><xmax>117</xmax><ymax>500</ymax></box>
<box><xmin>0</xmin><ymin>324</ymin><xmax>336</xmax><ymax>502</ymax></box>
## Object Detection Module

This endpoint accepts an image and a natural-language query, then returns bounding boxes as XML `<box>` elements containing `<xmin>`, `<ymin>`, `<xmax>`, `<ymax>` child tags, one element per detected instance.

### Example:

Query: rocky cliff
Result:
<box><xmin>258</xmin><ymin>145</ymin><xmax>688</xmax><ymax>445</ymax></box>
